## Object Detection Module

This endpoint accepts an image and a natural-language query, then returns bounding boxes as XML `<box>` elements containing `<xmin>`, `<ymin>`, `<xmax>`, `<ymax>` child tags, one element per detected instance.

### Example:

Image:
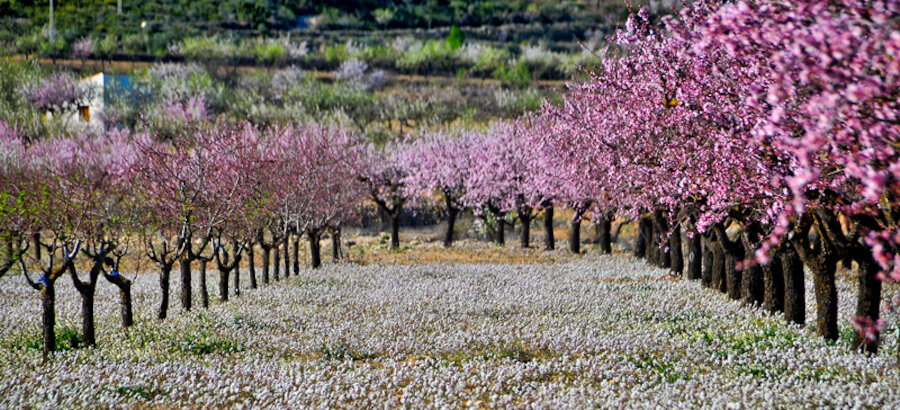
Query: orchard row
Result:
<box><xmin>1</xmin><ymin>0</ymin><xmax>898</xmax><ymax>362</ymax></box>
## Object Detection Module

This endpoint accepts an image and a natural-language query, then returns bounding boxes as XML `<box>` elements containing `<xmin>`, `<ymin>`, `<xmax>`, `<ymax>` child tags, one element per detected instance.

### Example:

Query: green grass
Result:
<box><xmin>180</xmin><ymin>332</ymin><xmax>243</xmax><ymax>356</ymax></box>
<box><xmin>5</xmin><ymin>326</ymin><xmax>84</xmax><ymax>352</ymax></box>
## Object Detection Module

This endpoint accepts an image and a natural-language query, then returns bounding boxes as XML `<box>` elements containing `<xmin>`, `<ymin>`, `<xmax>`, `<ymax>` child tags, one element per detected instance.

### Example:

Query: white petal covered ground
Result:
<box><xmin>0</xmin><ymin>255</ymin><xmax>898</xmax><ymax>407</ymax></box>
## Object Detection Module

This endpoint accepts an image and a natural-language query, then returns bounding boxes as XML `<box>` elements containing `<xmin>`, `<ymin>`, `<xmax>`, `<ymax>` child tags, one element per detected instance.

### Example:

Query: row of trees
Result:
<box><xmin>0</xmin><ymin>104</ymin><xmax>374</xmax><ymax>360</ymax></box>
<box><xmin>366</xmin><ymin>0</ymin><xmax>900</xmax><ymax>359</ymax></box>
<box><xmin>0</xmin><ymin>0</ymin><xmax>897</xmax><ymax>362</ymax></box>
<box><xmin>536</xmin><ymin>0</ymin><xmax>899</xmax><ymax>356</ymax></box>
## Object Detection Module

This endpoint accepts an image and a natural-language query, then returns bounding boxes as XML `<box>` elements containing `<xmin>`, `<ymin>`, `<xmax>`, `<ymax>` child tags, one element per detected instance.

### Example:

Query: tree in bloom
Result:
<box><xmin>71</xmin><ymin>36</ymin><xmax>93</xmax><ymax>69</ymax></box>
<box><xmin>134</xmin><ymin>102</ymin><xmax>256</xmax><ymax>318</ymax></box>
<box><xmin>460</xmin><ymin>120</ymin><xmax>552</xmax><ymax>247</ymax></box>
<box><xmin>401</xmin><ymin>129</ymin><xmax>478</xmax><ymax>247</ymax></box>
<box><xmin>262</xmin><ymin>123</ymin><xmax>365</xmax><ymax>268</ymax></box>
<box><xmin>542</xmin><ymin>2</ymin><xmax>805</xmax><ymax>320</ymax></box>
<box><xmin>35</xmin><ymin>128</ymin><xmax>139</xmax><ymax>346</ymax></box>
<box><xmin>26</xmin><ymin>72</ymin><xmax>89</xmax><ymax>116</ymax></box>
<box><xmin>698</xmin><ymin>0</ymin><xmax>900</xmax><ymax>354</ymax></box>
<box><xmin>359</xmin><ymin>141</ymin><xmax>412</xmax><ymax>250</ymax></box>
<box><xmin>17</xmin><ymin>135</ymin><xmax>88</xmax><ymax>360</ymax></box>
<box><xmin>0</xmin><ymin>122</ymin><xmax>32</xmax><ymax>277</ymax></box>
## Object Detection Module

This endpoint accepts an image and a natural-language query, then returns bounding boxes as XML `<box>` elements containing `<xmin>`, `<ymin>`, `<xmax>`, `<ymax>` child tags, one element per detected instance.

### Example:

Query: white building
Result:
<box><xmin>72</xmin><ymin>72</ymin><xmax>106</xmax><ymax>130</ymax></box>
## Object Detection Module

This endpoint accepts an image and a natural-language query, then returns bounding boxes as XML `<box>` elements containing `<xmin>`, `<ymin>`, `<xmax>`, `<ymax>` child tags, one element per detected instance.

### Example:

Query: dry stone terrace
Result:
<box><xmin>0</xmin><ymin>253</ymin><xmax>898</xmax><ymax>407</ymax></box>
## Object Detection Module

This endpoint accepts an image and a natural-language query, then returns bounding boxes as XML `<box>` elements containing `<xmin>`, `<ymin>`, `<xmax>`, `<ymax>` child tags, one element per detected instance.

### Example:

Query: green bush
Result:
<box><xmin>396</xmin><ymin>40</ymin><xmax>457</xmax><ymax>74</ymax></box>
<box><xmin>447</xmin><ymin>25</ymin><xmax>465</xmax><ymax>50</ymax></box>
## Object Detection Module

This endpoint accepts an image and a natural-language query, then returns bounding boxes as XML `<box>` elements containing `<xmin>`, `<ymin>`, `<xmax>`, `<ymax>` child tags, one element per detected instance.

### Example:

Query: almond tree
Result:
<box><xmin>401</xmin><ymin>129</ymin><xmax>477</xmax><ymax>247</ymax></box>
<box><xmin>359</xmin><ymin>141</ymin><xmax>412</xmax><ymax>250</ymax></box>
<box><xmin>134</xmin><ymin>105</ymin><xmax>255</xmax><ymax>318</ymax></box>
<box><xmin>39</xmin><ymin>129</ymin><xmax>138</xmax><ymax>346</ymax></box>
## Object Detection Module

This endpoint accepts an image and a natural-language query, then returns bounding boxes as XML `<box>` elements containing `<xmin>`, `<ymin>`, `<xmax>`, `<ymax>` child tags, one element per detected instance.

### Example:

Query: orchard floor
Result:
<box><xmin>1</xmin><ymin>246</ymin><xmax>899</xmax><ymax>407</ymax></box>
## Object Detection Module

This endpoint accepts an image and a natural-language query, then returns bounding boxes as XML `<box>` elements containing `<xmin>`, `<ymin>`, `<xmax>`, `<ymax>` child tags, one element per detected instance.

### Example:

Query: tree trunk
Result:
<box><xmin>248</xmin><ymin>245</ymin><xmax>257</xmax><ymax>289</ymax></box>
<box><xmin>80</xmin><ymin>287</ymin><xmax>95</xmax><ymax>346</ymax></box>
<box><xmin>120</xmin><ymin>284</ymin><xmax>133</xmax><ymax>328</ymax></box>
<box><xmin>725</xmin><ymin>241</ymin><xmax>744</xmax><ymax>301</ymax></box>
<box><xmin>273</xmin><ymin>243</ymin><xmax>281</xmax><ymax>281</ymax></box>
<box><xmin>496</xmin><ymin>217</ymin><xmax>506</xmax><ymax>246</ymax></box>
<box><xmin>781</xmin><ymin>246</ymin><xmax>806</xmax><ymax>326</ymax></box>
<box><xmin>647</xmin><ymin>217</ymin><xmax>659</xmax><ymax>264</ymax></box>
<box><xmin>331</xmin><ymin>228</ymin><xmax>341</xmax><ymax>262</ymax></box>
<box><xmin>233</xmin><ymin>262</ymin><xmax>241</xmax><ymax>297</ymax></box>
<box><xmin>687</xmin><ymin>233</ymin><xmax>702</xmax><ymax>280</ymax></box>
<box><xmin>790</xmin><ymin>216</ymin><xmax>839</xmax><ymax>340</ymax></box>
<box><xmin>739</xmin><ymin>226</ymin><xmax>765</xmax><ymax>306</ymax></box>
<box><xmin>597</xmin><ymin>215</ymin><xmax>612</xmax><ymax>254</ymax></box>
<box><xmin>709</xmin><ymin>238</ymin><xmax>727</xmax><ymax>294</ymax></box>
<box><xmin>634</xmin><ymin>217</ymin><xmax>650</xmax><ymax>258</ymax></box>
<box><xmin>158</xmin><ymin>265</ymin><xmax>171</xmax><ymax>320</ymax></box>
<box><xmin>200</xmin><ymin>260</ymin><xmax>209</xmax><ymax>308</ymax></box>
<box><xmin>700</xmin><ymin>236</ymin><xmax>713</xmax><ymax>286</ymax></box>
<box><xmin>762</xmin><ymin>251</ymin><xmax>785</xmax><ymax>314</ymax></box>
<box><xmin>310</xmin><ymin>231</ymin><xmax>322</xmax><ymax>269</ymax></box>
<box><xmin>569</xmin><ymin>218</ymin><xmax>581</xmax><ymax>254</ymax></box>
<box><xmin>740</xmin><ymin>261</ymin><xmax>764</xmax><ymax>306</ymax></box>
<box><xmin>853</xmin><ymin>252</ymin><xmax>882</xmax><ymax>354</ymax></box>
<box><xmin>543</xmin><ymin>207</ymin><xmax>555</xmax><ymax>250</ymax></box>
<box><xmin>520</xmin><ymin>213</ymin><xmax>532</xmax><ymax>248</ymax></box>
<box><xmin>180</xmin><ymin>257</ymin><xmax>191</xmax><ymax>312</ymax></box>
<box><xmin>283</xmin><ymin>237</ymin><xmax>290</xmax><ymax>278</ymax></box>
<box><xmin>293</xmin><ymin>234</ymin><xmax>301</xmax><ymax>273</ymax></box>
<box><xmin>669</xmin><ymin>227</ymin><xmax>683</xmax><ymax>275</ymax></box>
<box><xmin>42</xmin><ymin>281</ymin><xmax>56</xmax><ymax>359</ymax></box>
<box><xmin>654</xmin><ymin>212</ymin><xmax>670</xmax><ymax>269</ymax></box>
<box><xmin>444</xmin><ymin>206</ymin><xmax>458</xmax><ymax>248</ymax></box>
<box><xmin>811</xmin><ymin>259</ymin><xmax>839</xmax><ymax>341</ymax></box>
<box><xmin>390</xmin><ymin>211</ymin><xmax>400</xmax><ymax>249</ymax></box>
<box><xmin>262</xmin><ymin>247</ymin><xmax>269</xmax><ymax>285</ymax></box>
<box><xmin>218</xmin><ymin>268</ymin><xmax>229</xmax><ymax>301</ymax></box>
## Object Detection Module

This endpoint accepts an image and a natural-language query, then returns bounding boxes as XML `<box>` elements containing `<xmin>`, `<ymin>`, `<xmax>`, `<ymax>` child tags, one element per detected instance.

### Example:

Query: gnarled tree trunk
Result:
<box><xmin>309</xmin><ymin>230</ymin><xmax>322</xmax><ymax>269</ymax></box>
<box><xmin>569</xmin><ymin>218</ymin><xmax>581</xmax><ymax>254</ymax></box>
<box><xmin>180</xmin><ymin>257</ymin><xmax>192</xmax><ymax>312</ymax></box>
<box><xmin>853</xmin><ymin>251</ymin><xmax>883</xmax><ymax>354</ymax></box>
<box><xmin>781</xmin><ymin>245</ymin><xmax>805</xmax><ymax>326</ymax></box>
<box><xmin>653</xmin><ymin>211</ymin><xmax>670</xmax><ymax>269</ymax></box>
<box><xmin>543</xmin><ymin>207</ymin><xmax>555</xmax><ymax>251</ymax></box>
<box><xmin>331</xmin><ymin>227</ymin><xmax>341</xmax><ymax>262</ymax></box>
<box><xmin>158</xmin><ymin>264</ymin><xmax>172</xmax><ymax>320</ymax></box>
<box><xmin>634</xmin><ymin>217</ymin><xmax>650</xmax><ymax>258</ymax></box>
<box><xmin>199</xmin><ymin>260</ymin><xmax>209</xmax><ymax>308</ymax></box>
<box><xmin>444</xmin><ymin>204</ymin><xmax>458</xmax><ymax>248</ymax></box>
<box><xmin>597</xmin><ymin>215</ymin><xmax>612</xmax><ymax>254</ymax></box>
<box><xmin>687</xmin><ymin>232</ymin><xmax>702</xmax><ymax>280</ymax></box>
<box><xmin>519</xmin><ymin>208</ymin><xmax>533</xmax><ymax>249</ymax></box>
<box><xmin>282</xmin><ymin>237</ymin><xmax>290</xmax><ymax>278</ymax></box>
<box><xmin>700</xmin><ymin>235</ymin><xmax>713</xmax><ymax>286</ymax></box>
<box><xmin>104</xmin><ymin>271</ymin><xmax>133</xmax><ymax>328</ymax></box>
<box><xmin>669</xmin><ymin>227</ymin><xmax>683</xmax><ymax>275</ymax></box>
<box><xmin>761</xmin><ymin>249</ymin><xmax>785</xmax><ymax>314</ymax></box>
<box><xmin>273</xmin><ymin>242</ymin><xmax>281</xmax><ymax>281</ymax></box>
<box><xmin>247</xmin><ymin>244</ymin><xmax>257</xmax><ymax>289</ymax></box>
<box><xmin>390</xmin><ymin>211</ymin><xmax>401</xmax><ymax>249</ymax></box>
<box><xmin>218</xmin><ymin>268</ymin><xmax>229</xmax><ymax>302</ymax></box>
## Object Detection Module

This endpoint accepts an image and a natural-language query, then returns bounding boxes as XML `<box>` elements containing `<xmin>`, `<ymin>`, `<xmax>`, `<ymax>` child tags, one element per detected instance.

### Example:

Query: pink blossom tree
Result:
<box><xmin>359</xmin><ymin>141</ymin><xmax>412</xmax><ymax>250</ymax></box>
<box><xmin>134</xmin><ymin>105</ymin><xmax>257</xmax><ymax>318</ymax></box>
<box><xmin>35</xmin><ymin>128</ymin><xmax>139</xmax><ymax>346</ymax></box>
<box><xmin>695</xmin><ymin>0</ymin><xmax>900</xmax><ymax>353</ymax></box>
<box><xmin>401</xmin><ymin>129</ymin><xmax>477</xmax><ymax>247</ymax></box>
